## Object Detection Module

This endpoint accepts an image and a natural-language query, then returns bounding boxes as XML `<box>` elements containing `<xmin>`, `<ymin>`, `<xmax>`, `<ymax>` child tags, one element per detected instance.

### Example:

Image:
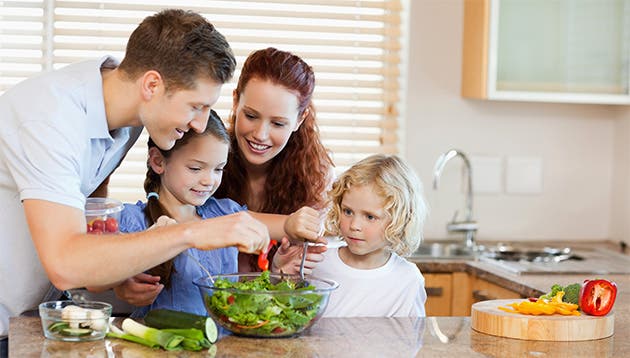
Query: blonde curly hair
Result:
<box><xmin>325</xmin><ymin>154</ymin><xmax>428</xmax><ymax>256</ymax></box>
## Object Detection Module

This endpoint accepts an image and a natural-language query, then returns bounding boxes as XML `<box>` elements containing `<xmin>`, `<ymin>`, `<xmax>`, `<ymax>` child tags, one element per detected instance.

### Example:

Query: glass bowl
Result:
<box><xmin>194</xmin><ymin>272</ymin><xmax>338</xmax><ymax>338</ymax></box>
<box><xmin>39</xmin><ymin>300</ymin><xmax>112</xmax><ymax>341</ymax></box>
<box><xmin>85</xmin><ymin>197</ymin><xmax>123</xmax><ymax>234</ymax></box>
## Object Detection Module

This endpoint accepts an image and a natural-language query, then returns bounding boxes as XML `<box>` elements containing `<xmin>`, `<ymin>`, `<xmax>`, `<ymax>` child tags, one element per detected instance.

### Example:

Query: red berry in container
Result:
<box><xmin>92</xmin><ymin>219</ymin><xmax>105</xmax><ymax>232</ymax></box>
<box><xmin>105</xmin><ymin>217</ymin><xmax>119</xmax><ymax>233</ymax></box>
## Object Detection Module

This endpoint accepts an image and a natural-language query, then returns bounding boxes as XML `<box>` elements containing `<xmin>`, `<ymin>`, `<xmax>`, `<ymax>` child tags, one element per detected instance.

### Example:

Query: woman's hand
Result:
<box><xmin>113</xmin><ymin>273</ymin><xmax>164</xmax><ymax>307</ymax></box>
<box><xmin>271</xmin><ymin>237</ymin><xmax>327</xmax><ymax>275</ymax></box>
<box><xmin>284</xmin><ymin>206</ymin><xmax>327</xmax><ymax>244</ymax></box>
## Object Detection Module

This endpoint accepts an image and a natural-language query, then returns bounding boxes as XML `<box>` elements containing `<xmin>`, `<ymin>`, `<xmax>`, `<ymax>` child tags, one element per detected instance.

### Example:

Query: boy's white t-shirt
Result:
<box><xmin>312</xmin><ymin>247</ymin><xmax>426</xmax><ymax>317</ymax></box>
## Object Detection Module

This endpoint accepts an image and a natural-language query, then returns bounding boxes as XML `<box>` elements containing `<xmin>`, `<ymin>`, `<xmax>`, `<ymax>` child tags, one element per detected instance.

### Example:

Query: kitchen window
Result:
<box><xmin>0</xmin><ymin>0</ymin><xmax>403</xmax><ymax>203</ymax></box>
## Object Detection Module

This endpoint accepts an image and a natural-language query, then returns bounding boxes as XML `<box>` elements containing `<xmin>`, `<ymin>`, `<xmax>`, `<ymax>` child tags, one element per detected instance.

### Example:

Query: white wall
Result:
<box><xmin>404</xmin><ymin>0</ymin><xmax>630</xmax><ymax>242</ymax></box>
<box><xmin>611</xmin><ymin>117</ymin><xmax>630</xmax><ymax>241</ymax></box>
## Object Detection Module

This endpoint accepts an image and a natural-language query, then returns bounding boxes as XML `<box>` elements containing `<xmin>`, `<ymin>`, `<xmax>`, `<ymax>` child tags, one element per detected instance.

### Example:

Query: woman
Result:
<box><xmin>215</xmin><ymin>47</ymin><xmax>334</xmax><ymax>272</ymax></box>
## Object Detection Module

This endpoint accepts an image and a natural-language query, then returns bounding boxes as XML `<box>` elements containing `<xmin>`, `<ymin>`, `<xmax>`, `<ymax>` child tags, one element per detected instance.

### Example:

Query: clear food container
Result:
<box><xmin>39</xmin><ymin>300</ymin><xmax>112</xmax><ymax>341</ymax></box>
<box><xmin>85</xmin><ymin>197</ymin><xmax>123</xmax><ymax>234</ymax></box>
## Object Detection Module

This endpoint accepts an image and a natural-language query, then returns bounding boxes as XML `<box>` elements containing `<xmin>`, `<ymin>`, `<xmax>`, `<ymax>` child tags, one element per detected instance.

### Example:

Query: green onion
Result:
<box><xmin>121</xmin><ymin>318</ymin><xmax>184</xmax><ymax>350</ymax></box>
<box><xmin>161</xmin><ymin>328</ymin><xmax>211</xmax><ymax>348</ymax></box>
<box><xmin>106</xmin><ymin>322</ymin><xmax>160</xmax><ymax>349</ymax></box>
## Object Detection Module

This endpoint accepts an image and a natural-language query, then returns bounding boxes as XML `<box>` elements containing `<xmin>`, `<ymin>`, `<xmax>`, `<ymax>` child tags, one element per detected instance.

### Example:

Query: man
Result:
<box><xmin>0</xmin><ymin>9</ymin><xmax>273</xmax><ymax>348</ymax></box>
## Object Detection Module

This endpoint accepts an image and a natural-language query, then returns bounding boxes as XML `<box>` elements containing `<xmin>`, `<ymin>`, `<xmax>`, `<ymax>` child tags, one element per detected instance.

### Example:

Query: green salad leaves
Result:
<box><xmin>205</xmin><ymin>271</ymin><xmax>323</xmax><ymax>336</ymax></box>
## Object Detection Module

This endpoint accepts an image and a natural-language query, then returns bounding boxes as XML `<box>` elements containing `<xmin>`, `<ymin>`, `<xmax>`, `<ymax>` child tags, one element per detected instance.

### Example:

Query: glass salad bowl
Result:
<box><xmin>194</xmin><ymin>271</ymin><xmax>338</xmax><ymax>338</ymax></box>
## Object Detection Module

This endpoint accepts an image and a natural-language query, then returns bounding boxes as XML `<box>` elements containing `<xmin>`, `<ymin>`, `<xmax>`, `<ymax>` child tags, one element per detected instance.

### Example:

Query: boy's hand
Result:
<box><xmin>271</xmin><ymin>237</ymin><xmax>327</xmax><ymax>275</ymax></box>
<box><xmin>113</xmin><ymin>273</ymin><xmax>163</xmax><ymax>306</ymax></box>
<box><xmin>284</xmin><ymin>206</ymin><xmax>327</xmax><ymax>244</ymax></box>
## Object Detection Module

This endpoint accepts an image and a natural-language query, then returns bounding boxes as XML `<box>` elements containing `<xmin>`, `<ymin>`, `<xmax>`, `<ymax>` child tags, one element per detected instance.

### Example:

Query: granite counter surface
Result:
<box><xmin>9</xmin><ymin>240</ymin><xmax>630</xmax><ymax>357</ymax></box>
<box><xmin>10</xmin><ymin>269</ymin><xmax>630</xmax><ymax>358</ymax></box>
<box><xmin>10</xmin><ymin>311</ymin><xmax>628</xmax><ymax>357</ymax></box>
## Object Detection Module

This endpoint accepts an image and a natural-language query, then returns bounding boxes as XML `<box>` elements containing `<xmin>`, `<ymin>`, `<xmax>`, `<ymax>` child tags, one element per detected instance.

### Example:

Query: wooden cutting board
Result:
<box><xmin>471</xmin><ymin>299</ymin><xmax>614</xmax><ymax>341</ymax></box>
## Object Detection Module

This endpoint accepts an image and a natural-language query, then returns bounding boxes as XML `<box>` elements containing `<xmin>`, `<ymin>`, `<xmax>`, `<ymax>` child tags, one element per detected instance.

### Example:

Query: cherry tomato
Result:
<box><xmin>92</xmin><ymin>219</ymin><xmax>105</xmax><ymax>231</ymax></box>
<box><xmin>91</xmin><ymin>228</ymin><xmax>104</xmax><ymax>235</ymax></box>
<box><xmin>86</xmin><ymin>223</ymin><xmax>93</xmax><ymax>233</ymax></box>
<box><xmin>92</xmin><ymin>219</ymin><xmax>105</xmax><ymax>232</ymax></box>
<box><xmin>105</xmin><ymin>217</ymin><xmax>119</xmax><ymax>233</ymax></box>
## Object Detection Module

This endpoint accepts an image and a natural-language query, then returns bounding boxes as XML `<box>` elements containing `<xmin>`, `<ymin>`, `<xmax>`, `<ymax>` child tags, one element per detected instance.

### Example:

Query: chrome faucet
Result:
<box><xmin>433</xmin><ymin>149</ymin><xmax>478</xmax><ymax>248</ymax></box>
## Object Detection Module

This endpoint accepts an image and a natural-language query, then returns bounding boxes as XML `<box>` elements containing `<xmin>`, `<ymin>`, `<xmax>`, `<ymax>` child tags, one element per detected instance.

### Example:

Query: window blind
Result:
<box><xmin>1</xmin><ymin>0</ymin><xmax>403</xmax><ymax>203</ymax></box>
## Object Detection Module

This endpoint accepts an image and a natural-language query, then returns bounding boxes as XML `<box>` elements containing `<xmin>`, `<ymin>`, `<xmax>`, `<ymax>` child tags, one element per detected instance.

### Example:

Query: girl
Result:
<box><xmin>215</xmin><ymin>47</ymin><xmax>335</xmax><ymax>273</ymax></box>
<box><xmin>311</xmin><ymin>154</ymin><xmax>428</xmax><ymax>317</ymax></box>
<box><xmin>115</xmin><ymin>110</ymin><xmax>323</xmax><ymax>316</ymax></box>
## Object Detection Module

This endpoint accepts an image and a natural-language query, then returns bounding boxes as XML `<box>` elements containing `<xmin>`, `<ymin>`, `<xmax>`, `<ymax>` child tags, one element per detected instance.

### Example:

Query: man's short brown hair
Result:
<box><xmin>119</xmin><ymin>9</ymin><xmax>236</xmax><ymax>92</ymax></box>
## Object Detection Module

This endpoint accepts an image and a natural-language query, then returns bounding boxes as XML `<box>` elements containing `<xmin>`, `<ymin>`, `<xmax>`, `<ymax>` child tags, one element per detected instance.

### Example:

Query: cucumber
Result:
<box><xmin>61</xmin><ymin>327</ymin><xmax>92</xmax><ymax>336</ymax></box>
<box><xmin>144</xmin><ymin>309</ymin><xmax>218</xmax><ymax>343</ymax></box>
<box><xmin>48</xmin><ymin>322</ymin><xmax>70</xmax><ymax>332</ymax></box>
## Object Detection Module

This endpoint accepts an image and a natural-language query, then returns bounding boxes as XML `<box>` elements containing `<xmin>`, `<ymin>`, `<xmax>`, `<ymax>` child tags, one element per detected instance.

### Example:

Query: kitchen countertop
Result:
<box><xmin>10</xmin><ymin>307</ymin><xmax>629</xmax><ymax>357</ymax></box>
<box><xmin>9</xmin><ymin>240</ymin><xmax>630</xmax><ymax>357</ymax></box>
<box><xmin>10</xmin><ymin>285</ymin><xmax>630</xmax><ymax>357</ymax></box>
<box><xmin>413</xmin><ymin>240</ymin><xmax>629</xmax><ymax>297</ymax></box>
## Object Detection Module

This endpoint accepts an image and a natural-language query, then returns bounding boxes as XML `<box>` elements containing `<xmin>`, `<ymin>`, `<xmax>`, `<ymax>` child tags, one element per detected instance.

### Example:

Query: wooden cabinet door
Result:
<box><xmin>424</xmin><ymin>273</ymin><xmax>453</xmax><ymax>316</ymax></box>
<box><xmin>471</xmin><ymin>277</ymin><xmax>522</xmax><ymax>303</ymax></box>
<box><xmin>451</xmin><ymin>272</ymin><xmax>473</xmax><ymax>316</ymax></box>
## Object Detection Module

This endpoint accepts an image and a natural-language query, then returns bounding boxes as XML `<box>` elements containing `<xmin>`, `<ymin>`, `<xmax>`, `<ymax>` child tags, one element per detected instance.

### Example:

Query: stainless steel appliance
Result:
<box><xmin>479</xmin><ymin>244</ymin><xmax>630</xmax><ymax>275</ymax></box>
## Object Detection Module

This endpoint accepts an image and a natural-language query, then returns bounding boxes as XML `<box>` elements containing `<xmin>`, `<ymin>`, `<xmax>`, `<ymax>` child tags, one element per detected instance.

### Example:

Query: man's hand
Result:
<box><xmin>195</xmin><ymin>211</ymin><xmax>270</xmax><ymax>254</ymax></box>
<box><xmin>113</xmin><ymin>273</ymin><xmax>163</xmax><ymax>307</ymax></box>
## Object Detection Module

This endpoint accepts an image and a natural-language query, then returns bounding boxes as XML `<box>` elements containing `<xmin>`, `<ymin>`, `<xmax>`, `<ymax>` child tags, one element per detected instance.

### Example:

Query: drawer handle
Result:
<box><xmin>472</xmin><ymin>290</ymin><xmax>496</xmax><ymax>301</ymax></box>
<box><xmin>426</xmin><ymin>287</ymin><xmax>443</xmax><ymax>297</ymax></box>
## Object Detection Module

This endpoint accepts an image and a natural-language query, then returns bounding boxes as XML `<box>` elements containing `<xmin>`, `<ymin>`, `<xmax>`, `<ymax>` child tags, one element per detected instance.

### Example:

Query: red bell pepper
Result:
<box><xmin>257</xmin><ymin>239</ymin><xmax>278</xmax><ymax>271</ymax></box>
<box><xmin>579</xmin><ymin>279</ymin><xmax>617</xmax><ymax>316</ymax></box>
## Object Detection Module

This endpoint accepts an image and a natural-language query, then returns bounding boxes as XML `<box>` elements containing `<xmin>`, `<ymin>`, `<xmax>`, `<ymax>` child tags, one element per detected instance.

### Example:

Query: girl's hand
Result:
<box><xmin>271</xmin><ymin>237</ymin><xmax>327</xmax><ymax>275</ymax></box>
<box><xmin>284</xmin><ymin>206</ymin><xmax>327</xmax><ymax>244</ymax></box>
<box><xmin>148</xmin><ymin>215</ymin><xmax>177</xmax><ymax>230</ymax></box>
<box><xmin>113</xmin><ymin>273</ymin><xmax>164</xmax><ymax>307</ymax></box>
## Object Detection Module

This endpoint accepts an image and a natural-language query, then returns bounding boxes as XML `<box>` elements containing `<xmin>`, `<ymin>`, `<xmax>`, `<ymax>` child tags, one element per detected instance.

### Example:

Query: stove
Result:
<box><xmin>479</xmin><ymin>245</ymin><xmax>630</xmax><ymax>275</ymax></box>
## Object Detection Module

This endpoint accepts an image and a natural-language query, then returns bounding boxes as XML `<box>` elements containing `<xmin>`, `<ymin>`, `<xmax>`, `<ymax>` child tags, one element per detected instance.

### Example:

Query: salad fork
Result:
<box><xmin>185</xmin><ymin>250</ymin><xmax>215</xmax><ymax>284</ymax></box>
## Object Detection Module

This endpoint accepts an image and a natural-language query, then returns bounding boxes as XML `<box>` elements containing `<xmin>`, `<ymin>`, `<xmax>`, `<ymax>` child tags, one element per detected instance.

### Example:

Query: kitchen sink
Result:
<box><xmin>411</xmin><ymin>241</ymin><xmax>475</xmax><ymax>259</ymax></box>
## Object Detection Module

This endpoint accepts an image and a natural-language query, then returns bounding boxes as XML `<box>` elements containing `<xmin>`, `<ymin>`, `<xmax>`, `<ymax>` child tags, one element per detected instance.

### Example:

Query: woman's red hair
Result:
<box><xmin>215</xmin><ymin>48</ymin><xmax>333</xmax><ymax>215</ymax></box>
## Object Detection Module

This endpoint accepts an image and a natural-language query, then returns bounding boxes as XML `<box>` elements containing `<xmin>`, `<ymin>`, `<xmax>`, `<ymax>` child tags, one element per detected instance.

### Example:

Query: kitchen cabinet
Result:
<box><xmin>424</xmin><ymin>273</ymin><xmax>453</xmax><ymax>316</ymax></box>
<box><xmin>424</xmin><ymin>272</ymin><xmax>471</xmax><ymax>316</ymax></box>
<box><xmin>470</xmin><ymin>277</ymin><xmax>522</xmax><ymax>303</ymax></box>
<box><xmin>423</xmin><ymin>271</ymin><xmax>522</xmax><ymax>316</ymax></box>
<box><xmin>462</xmin><ymin>0</ymin><xmax>630</xmax><ymax>104</ymax></box>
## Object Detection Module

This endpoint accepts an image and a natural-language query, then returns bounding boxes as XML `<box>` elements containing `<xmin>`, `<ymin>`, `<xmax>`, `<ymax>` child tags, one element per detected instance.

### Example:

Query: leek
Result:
<box><xmin>121</xmin><ymin>318</ymin><xmax>185</xmax><ymax>350</ymax></box>
<box><xmin>161</xmin><ymin>328</ymin><xmax>211</xmax><ymax>348</ymax></box>
<box><xmin>106</xmin><ymin>322</ymin><xmax>160</xmax><ymax>349</ymax></box>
